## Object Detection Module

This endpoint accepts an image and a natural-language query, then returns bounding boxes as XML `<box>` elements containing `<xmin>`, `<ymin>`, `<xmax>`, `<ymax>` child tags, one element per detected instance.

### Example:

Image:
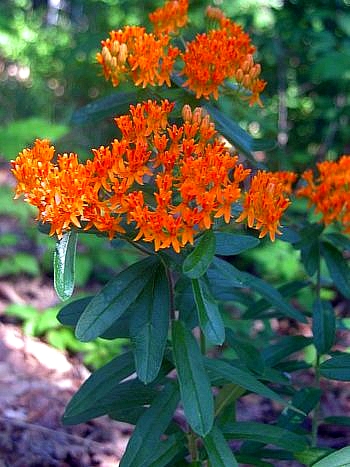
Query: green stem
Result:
<box><xmin>188</xmin><ymin>429</ymin><xmax>199</xmax><ymax>462</ymax></box>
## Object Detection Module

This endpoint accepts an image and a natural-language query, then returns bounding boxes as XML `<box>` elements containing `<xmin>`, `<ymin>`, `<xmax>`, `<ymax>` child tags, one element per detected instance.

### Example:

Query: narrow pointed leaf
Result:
<box><xmin>222</xmin><ymin>422</ymin><xmax>308</xmax><ymax>452</ymax></box>
<box><xmin>146</xmin><ymin>433</ymin><xmax>187</xmax><ymax>467</ymax></box>
<box><xmin>207</xmin><ymin>257</ymin><xmax>244</xmax><ymax>289</ymax></box>
<box><xmin>324</xmin><ymin>233</ymin><xmax>350</xmax><ymax>252</ymax></box>
<box><xmin>63</xmin><ymin>351</ymin><xmax>136</xmax><ymax>424</ymax></box>
<box><xmin>120</xmin><ymin>382</ymin><xmax>180</xmax><ymax>467</ymax></box>
<box><xmin>130</xmin><ymin>263</ymin><xmax>170</xmax><ymax>383</ymax></box>
<box><xmin>192</xmin><ymin>277</ymin><xmax>225</xmax><ymax>345</ymax></box>
<box><xmin>183</xmin><ymin>230</ymin><xmax>216</xmax><ymax>279</ymax></box>
<box><xmin>322</xmin><ymin>241</ymin><xmax>350</xmax><ymax>298</ymax></box>
<box><xmin>203</xmin><ymin>426</ymin><xmax>238</xmax><ymax>467</ymax></box>
<box><xmin>311</xmin><ymin>446</ymin><xmax>350</xmax><ymax>467</ymax></box>
<box><xmin>214</xmin><ymin>232</ymin><xmax>259</xmax><ymax>256</ymax></box>
<box><xmin>312</xmin><ymin>300</ymin><xmax>335</xmax><ymax>355</ymax></box>
<box><xmin>57</xmin><ymin>296</ymin><xmax>93</xmax><ymax>326</ymax></box>
<box><xmin>319</xmin><ymin>353</ymin><xmax>350</xmax><ymax>381</ymax></box>
<box><xmin>204</xmin><ymin>358</ymin><xmax>285</xmax><ymax>405</ymax></box>
<box><xmin>262</xmin><ymin>336</ymin><xmax>313</xmax><ymax>367</ymax></box>
<box><xmin>225</xmin><ymin>328</ymin><xmax>265</xmax><ymax>374</ymax></box>
<box><xmin>75</xmin><ymin>256</ymin><xmax>158</xmax><ymax>341</ymax></box>
<box><xmin>172</xmin><ymin>320</ymin><xmax>214</xmax><ymax>436</ymax></box>
<box><xmin>54</xmin><ymin>231</ymin><xmax>78</xmax><ymax>301</ymax></box>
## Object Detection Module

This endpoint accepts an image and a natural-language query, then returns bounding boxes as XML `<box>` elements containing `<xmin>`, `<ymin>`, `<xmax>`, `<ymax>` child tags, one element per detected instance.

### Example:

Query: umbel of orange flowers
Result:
<box><xmin>11</xmin><ymin>101</ymin><xmax>295</xmax><ymax>252</ymax></box>
<box><xmin>97</xmin><ymin>2</ymin><xmax>266</xmax><ymax>105</ymax></box>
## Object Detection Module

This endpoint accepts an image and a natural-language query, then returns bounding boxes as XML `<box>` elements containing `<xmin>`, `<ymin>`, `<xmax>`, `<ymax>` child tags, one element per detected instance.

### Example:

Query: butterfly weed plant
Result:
<box><xmin>11</xmin><ymin>1</ymin><xmax>350</xmax><ymax>465</ymax></box>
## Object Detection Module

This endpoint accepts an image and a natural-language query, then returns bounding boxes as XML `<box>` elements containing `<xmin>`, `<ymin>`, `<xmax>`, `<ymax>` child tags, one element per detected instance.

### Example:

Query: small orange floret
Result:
<box><xmin>297</xmin><ymin>155</ymin><xmax>350</xmax><ymax>233</ymax></box>
<box><xmin>149</xmin><ymin>0</ymin><xmax>189</xmax><ymax>35</ymax></box>
<box><xmin>236</xmin><ymin>171</ymin><xmax>296</xmax><ymax>241</ymax></box>
<box><xmin>97</xmin><ymin>26</ymin><xmax>179</xmax><ymax>88</ymax></box>
<box><xmin>181</xmin><ymin>12</ymin><xmax>266</xmax><ymax>104</ymax></box>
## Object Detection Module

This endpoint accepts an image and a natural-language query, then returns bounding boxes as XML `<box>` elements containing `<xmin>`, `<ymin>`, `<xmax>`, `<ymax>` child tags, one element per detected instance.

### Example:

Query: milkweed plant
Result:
<box><xmin>11</xmin><ymin>1</ymin><xmax>350</xmax><ymax>466</ymax></box>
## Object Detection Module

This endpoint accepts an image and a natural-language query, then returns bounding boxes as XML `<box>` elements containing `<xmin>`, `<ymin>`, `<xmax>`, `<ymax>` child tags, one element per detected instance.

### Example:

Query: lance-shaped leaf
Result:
<box><xmin>183</xmin><ymin>230</ymin><xmax>216</xmax><ymax>279</ymax></box>
<box><xmin>322</xmin><ymin>241</ymin><xmax>350</xmax><ymax>298</ymax></box>
<box><xmin>120</xmin><ymin>382</ymin><xmax>180</xmax><ymax>467</ymax></box>
<box><xmin>172</xmin><ymin>320</ymin><xmax>214</xmax><ymax>436</ymax></box>
<box><xmin>204</xmin><ymin>358</ymin><xmax>285</xmax><ymax>405</ymax></box>
<box><xmin>57</xmin><ymin>296</ymin><xmax>93</xmax><ymax>326</ymax></box>
<box><xmin>145</xmin><ymin>433</ymin><xmax>187</xmax><ymax>467</ymax></box>
<box><xmin>262</xmin><ymin>336</ymin><xmax>313</xmax><ymax>367</ymax></box>
<box><xmin>225</xmin><ymin>328</ymin><xmax>265</xmax><ymax>374</ymax></box>
<box><xmin>63</xmin><ymin>351</ymin><xmax>136</xmax><ymax>424</ymax></box>
<box><xmin>222</xmin><ymin>422</ymin><xmax>308</xmax><ymax>452</ymax></box>
<box><xmin>312</xmin><ymin>299</ymin><xmax>335</xmax><ymax>355</ymax></box>
<box><xmin>54</xmin><ymin>231</ymin><xmax>78</xmax><ymax>301</ymax></box>
<box><xmin>214</xmin><ymin>232</ymin><xmax>259</xmax><ymax>256</ymax></box>
<box><xmin>192</xmin><ymin>277</ymin><xmax>225</xmax><ymax>345</ymax></box>
<box><xmin>319</xmin><ymin>353</ymin><xmax>350</xmax><ymax>381</ymax></box>
<box><xmin>311</xmin><ymin>446</ymin><xmax>350</xmax><ymax>467</ymax></box>
<box><xmin>204</xmin><ymin>425</ymin><xmax>238</xmax><ymax>467</ymax></box>
<box><xmin>75</xmin><ymin>256</ymin><xmax>158</xmax><ymax>341</ymax></box>
<box><xmin>130</xmin><ymin>263</ymin><xmax>170</xmax><ymax>383</ymax></box>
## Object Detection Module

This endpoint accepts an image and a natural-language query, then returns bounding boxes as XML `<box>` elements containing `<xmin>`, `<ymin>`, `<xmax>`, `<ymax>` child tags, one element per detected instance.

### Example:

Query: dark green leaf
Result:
<box><xmin>228</xmin><ymin>264</ymin><xmax>307</xmax><ymax>323</ymax></box>
<box><xmin>295</xmin><ymin>448</ymin><xmax>334</xmax><ymax>466</ymax></box>
<box><xmin>235</xmin><ymin>455</ymin><xmax>273</xmax><ymax>467</ymax></box>
<box><xmin>99</xmin><ymin>310</ymin><xmax>131</xmax><ymax>339</ymax></box>
<box><xmin>175</xmin><ymin>277</ymin><xmax>198</xmax><ymax>329</ymax></box>
<box><xmin>323</xmin><ymin>233</ymin><xmax>350</xmax><ymax>252</ymax></box>
<box><xmin>311</xmin><ymin>446</ymin><xmax>350</xmax><ymax>467</ymax></box>
<box><xmin>54</xmin><ymin>231</ymin><xmax>78</xmax><ymax>301</ymax></box>
<box><xmin>262</xmin><ymin>336</ymin><xmax>313</xmax><ymax>367</ymax></box>
<box><xmin>183</xmin><ymin>230</ymin><xmax>216</xmax><ymax>279</ymax></box>
<box><xmin>323</xmin><ymin>416</ymin><xmax>350</xmax><ymax>427</ymax></box>
<box><xmin>130</xmin><ymin>263</ymin><xmax>170</xmax><ymax>383</ymax></box>
<box><xmin>279</xmin><ymin>227</ymin><xmax>301</xmax><ymax>244</ymax></box>
<box><xmin>146</xmin><ymin>433</ymin><xmax>187</xmax><ymax>467</ymax></box>
<box><xmin>300</xmin><ymin>239</ymin><xmax>320</xmax><ymax>277</ymax></box>
<box><xmin>75</xmin><ymin>256</ymin><xmax>158</xmax><ymax>341</ymax></box>
<box><xmin>71</xmin><ymin>91</ymin><xmax>139</xmax><ymax>124</ymax></box>
<box><xmin>120</xmin><ymin>382</ymin><xmax>180</xmax><ymax>467</ymax></box>
<box><xmin>214</xmin><ymin>232</ymin><xmax>259</xmax><ymax>256</ymax></box>
<box><xmin>63</xmin><ymin>351</ymin><xmax>137</xmax><ymax>424</ymax></box>
<box><xmin>312</xmin><ymin>300</ymin><xmax>335</xmax><ymax>355</ymax></box>
<box><xmin>322</xmin><ymin>242</ymin><xmax>350</xmax><ymax>298</ymax></box>
<box><xmin>225</xmin><ymin>328</ymin><xmax>265</xmax><ymax>374</ymax></box>
<box><xmin>203</xmin><ymin>426</ymin><xmax>238</xmax><ymax>467</ymax></box>
<box><xmin>57</xmin><ymin>296</ymin><xmax>93</xmax><ymax>326</ymax></box>
<box><xmin>172</xmin><ymin>320</ymin><xmax>214</xmax><ymax>436</ymax></box>
<box><xmin>319</xmin><ymin>353</ymin><xmax>350</xmax><ymax>381</ymax></box>
<box><xmin>277</xmin><ymin>388</ymin><xmax>321</xmax><ymax>431</ymax></box>
<box><xmin>204</xmin><ymin>358</ymin><xmax>285</xmax><ymax>405</ymax></box>
<box><xmin>207</xmin><ymin>257</ymin><xmax>244</xmax><ymax>289</ymax></box>
<box><xmin>191</xmin><ymin>277</ymin><xmax>225</xmax><ymax>345</ymax></box>
<box><xmin>222</xmin><ymin>422</ymin><xmax>308</xmax><ymax>452</ymax></box>
<box><xmin>243</xmin><ymin>281</ymin><xmax>308</xmax><ymax>319</ymax></box>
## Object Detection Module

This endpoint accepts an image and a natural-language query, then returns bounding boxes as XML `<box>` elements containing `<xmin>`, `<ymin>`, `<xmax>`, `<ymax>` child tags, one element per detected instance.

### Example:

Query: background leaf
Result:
<box><xmin>203</xmin><ymin>425</ymin><xmax>238</xmax><ymax>467</ymax></box>
<box><xmin>319</xmin><ymin>353</ymin><xmax>350</xmax><ymax>381</ymax></box>
<box><xmin>311</xmin><ymin>446</ymin><xmax>350</xmax><ymax>467</ymax></box>
<box><xmin>214</xmin><ymin>232</ymin><xmax>260</xmax><ymax>256</ymax></box>
<box><xmin>183</xmin><ymin>230</ymin><xmax>216</xmax><ymax>279</ymax></box>
<box><xmin>322</xmin><ymin>242</ymin><xmax>350</xmax><ymax>298</ymax></box>
<box><xmin>312</xmin><ymin>300</ymin><xmax>335</xmax><ymax>355</ymax></box>
<box><xmin>54</xmin><ymin>231</ymin><xmax>78</xmax><ymax>301</ymax></box>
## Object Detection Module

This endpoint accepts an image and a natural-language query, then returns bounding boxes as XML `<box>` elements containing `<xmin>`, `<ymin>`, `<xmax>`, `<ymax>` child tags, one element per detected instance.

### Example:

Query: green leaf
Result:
<box><xmin>277</xmin><ymin>388</ymin><xmax>321</xmax><ymax>431</ymax></box>
<box><xmin>295</xmin><ymin>448</ymin><xmax>334</xmax><ymax>466</ymax></box>
<box><xmin>300</xmin><ymin>239</ymin><xmax>320</xmax><ymax>277</ymax></box>
<box><xmin>172</xmin><ymin>320</ymin><xmax>214</xmax><ymax>436</ymax></box>
<box><xmin>57</xmin><ymin>296</ymin><xmax>93</xmax><ymax>326</ymax></box>
<box><xmin>183</xmin><ymin>230</ymin><xmax>216</xmax><ymax>279</ymax></box>
<box><xmin>225</xmin><ymin>328</ymin><xmax>265</xmax><ymax>374</ymax></box>
<box><xmin>312</xmin><ymin>300</ymin><xmax>335</xmax><ymax>355</ymax></box>
<box><xmin>54</xmin><ymin>231</ymin><xmax>78</xmax><ymax>301</ymax></box>
<box><xmin>262</xmin><ymin>336</ymin><xmax>313</xmax><ymax>367</ymax></box>
<box><xmin>63</xmin><ymin>351</ymin><xmax>136</xmax><ymax>424</ymax></box>
<box><xmin>319</xmin><ymin>353</ymin><xmax>350</xmax><ymax>381</ymax></box>
<box><xmin>323</xmin><ymin>416</ymin><xmax>350</xmax><ymax>427</ymax></box>
<box><xmin>191</xmin><ymin>277</ymin><xmax>225</xmax><ymax>345</ymax></box>
<box><xmin>227</xmin><ymin>264</ymin><xmax>307</xmax><ymax>323</ymax></box>
<box><xmin>75</xmin><ymin>256</ymin><xmax>158</xmax><ymax>341</ymax></box>
<box><xmin>214</xmin><ymin>232</ymin><xmax>259</xmax><ymax>256</ymax></box>
<box><xmin>71</xmin><ymin>91</ymin><xmax>139</xmax><ymax>124</ymax></box>
<box><xmin>203</xmin><ymin>426</ymin><xmax>238</xmax><ymax>467</ymax></box>
<box><xmin>120</xmin><ymin>382</ymin><xmax>180</xmax><ymax>467</ymax></box>
<box><xmin>204</xmin><ymin>358</ymin><xmax>285</xmax><ymax>405</ymax></box>
<box><xmin>322</xmin><ymin>242</ymin><xmax>350</xmax><ymax>298</ymax></box>
<box><xmin>243</xmin><ymin>281</ymin><xmax>308</xmax><ymax>319</ymax></box>
<box><xmin>323</xmin><ymin>233</ymin><xmax>350</xmax><ymax>252</ymax></box>
<box><xmin>146</xmin><ymin>433</ymin><xmax>187</xmax><ymax>467</ymax></box>
<box><xmin>222</xmin><ymin>422</ymin><xmax>308</xmax><ymax>452</ymax></box>
<box><xmin>203</xmin><ymin>104</ymin><xmax>260</xmax><ymax>164</ymax></box>
<box><xmin>311</xmin><ymin>446</ymin><xmax>350</xmax><ymax>467</ymax></box>
<box><xmin>207</xmin><ymin>257</ymin><xmax>244</xmax><ymax>289</ymax></box>
<box><xmin>130</xmin><ymin>263</ymin><xmax>170</xmax><ymax>383</ymax></box>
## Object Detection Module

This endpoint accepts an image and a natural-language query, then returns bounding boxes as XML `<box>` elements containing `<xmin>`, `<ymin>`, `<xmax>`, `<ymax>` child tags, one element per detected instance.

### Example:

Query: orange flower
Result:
<box><xmin>181</xmin><ymin>10</ymin><xmax>266</xmax><ymax>104</ymax></box>
<box><xmin>149</xmin><ymin>0</ymin><xmax>189</xmax><ymax>35</ymax></box>
<box><xmin>236</xmin><ymin>171</ymin><xmax>296</xmax><ymax>241</ymax></box>
<box><xmin>97</xmin><ymin>26</ymin><xmax>179</xmax><ymax>88</ymax></box>
<box><xmin>297</xmin><ymin>155</ymin><xmax>350</xmax><ymax>233</ymax></box>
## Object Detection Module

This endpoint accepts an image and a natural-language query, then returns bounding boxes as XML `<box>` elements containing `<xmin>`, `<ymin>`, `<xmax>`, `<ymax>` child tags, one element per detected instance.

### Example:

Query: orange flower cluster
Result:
<box><xmin>149</xmin><ymin>0</ymin><xmax>189</xmax><ymax>35</ymax></box>
<box><xmin>236</xmin><ymin>171</ymin><xmax>297</xmax><ymax>241</ymax></box>
<box><xmin>96</xmin><ymin>26</ymin><xmax>179</xmax><ymax>88</ymax></box>
<box><xmin>297</xmin><ymin>155</ymin><xmax>350</xmax><ymax>233</ymax></box>
<box><xmin>12</xmin><ymin>101</ymin><xmax>292</xmax><ymax>251</ymax></box>
<box><xmin>181</xmin><ymin>10</ymin><xmax>266</xmax><ymax>103</ymax></box>
<box><xmin>96</xmin><ymin>3</ymin><xmax>265</xmax><ymax>105</ymax></box>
